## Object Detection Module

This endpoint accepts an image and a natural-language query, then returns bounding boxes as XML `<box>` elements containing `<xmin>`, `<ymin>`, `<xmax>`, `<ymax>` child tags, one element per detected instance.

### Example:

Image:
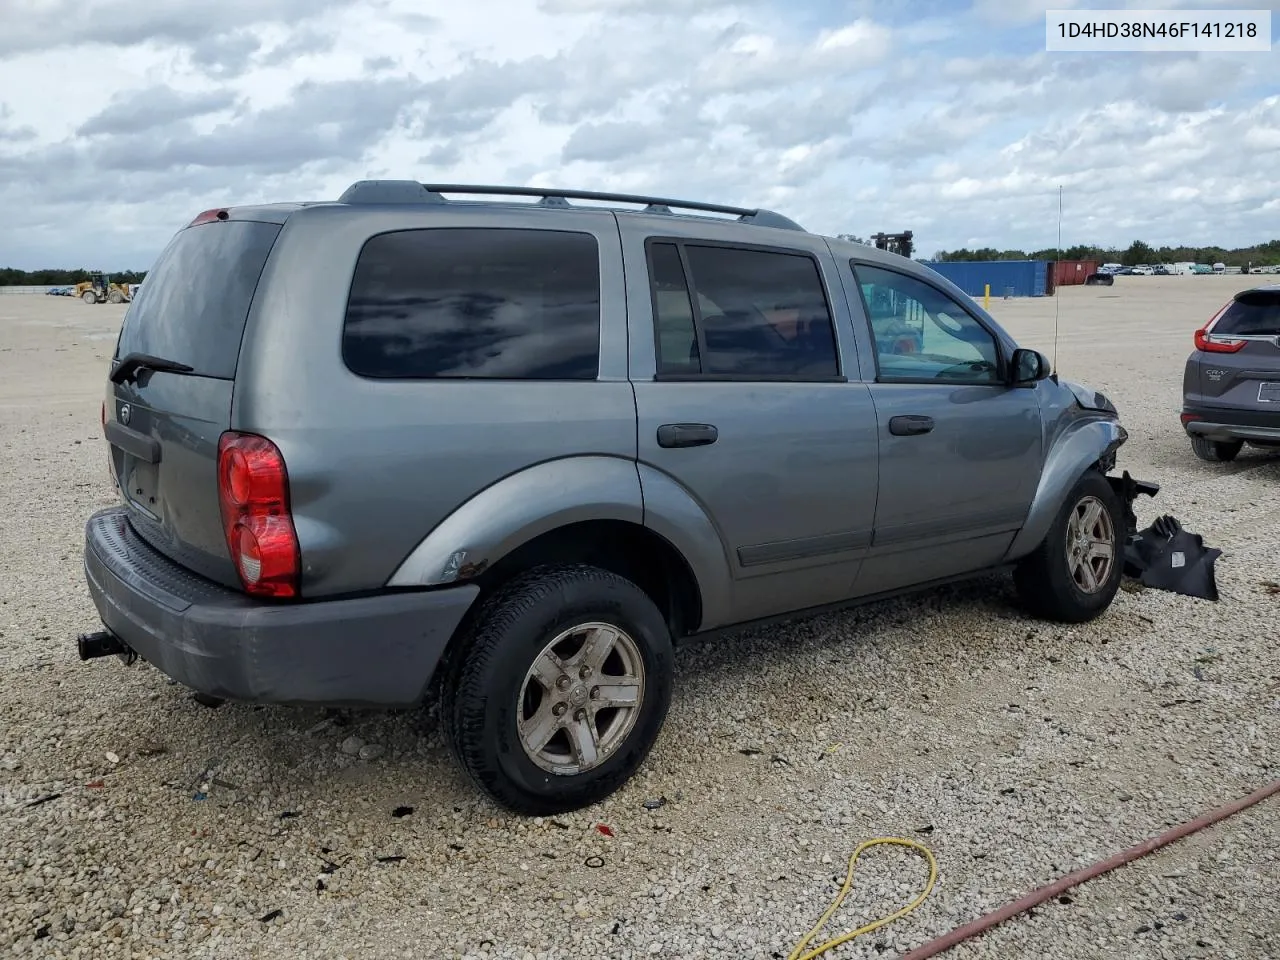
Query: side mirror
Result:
<box><xmin>1011</xmin><ymin>348</ymin><xmax>1051</xmax><ymax>386</ymax></box>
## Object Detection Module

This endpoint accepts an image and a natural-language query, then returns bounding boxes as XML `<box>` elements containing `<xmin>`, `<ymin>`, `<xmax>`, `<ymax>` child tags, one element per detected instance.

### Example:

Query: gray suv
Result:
<box><xmin>1181</xmin><ymin>284</ymin><xmax>1280</xmax><ymax>461</ymax></box>
<box><xmin>78</xmin><ymin>182</ymin><xmax>1157</xmax><ymax>814</ymax></box>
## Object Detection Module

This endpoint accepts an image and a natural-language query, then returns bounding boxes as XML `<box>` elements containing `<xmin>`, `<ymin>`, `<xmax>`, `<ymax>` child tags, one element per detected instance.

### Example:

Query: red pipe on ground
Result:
<box><xmin>899</xmin><ymin>779</ymin><xmax>1280</xmax><ymax>959</ymax></box>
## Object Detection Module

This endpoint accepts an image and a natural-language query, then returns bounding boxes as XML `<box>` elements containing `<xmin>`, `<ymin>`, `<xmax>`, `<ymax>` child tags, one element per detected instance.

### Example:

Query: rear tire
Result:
<box><xmin>108</xmin><ymin>289</ymin><xmax>124</xmax><ymax>304</ymax></box>
<box><xmin>1190</xmin><ymin>436</ymin><xmax>1242</xmax><ymax>462</ymax></box>
<box><xmin>441</xmin><ymin>563</ymin><xmax>674</xmax><ymax>815</ymax></box>
<box><xmin>1014</xmin><ymin>470</ymin><xmax>1124</xmax><ymax>624</ymax></box>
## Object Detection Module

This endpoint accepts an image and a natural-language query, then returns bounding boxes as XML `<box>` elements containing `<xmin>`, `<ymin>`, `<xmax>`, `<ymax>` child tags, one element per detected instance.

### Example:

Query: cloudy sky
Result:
<box><xmin>0</xmin><ymin>0</ymin><xmax>1277</xmax><ymax>270</ymax></box>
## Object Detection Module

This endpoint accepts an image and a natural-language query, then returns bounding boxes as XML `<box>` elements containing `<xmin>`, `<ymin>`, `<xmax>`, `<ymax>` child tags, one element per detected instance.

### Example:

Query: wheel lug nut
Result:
<box><xmin>590</xmin><ymin>686</ymin><xmax>600</xmax><ymax>699</ymax></box>
<box><xmin>553</xmin><ymin>702</ymin><xmax>567</xmax><ymax>716</ymax></box>
<box><xmin>574</xmin><ymin>709</ymin><xmax>587</xmax><ymax>721</ymax></box>
<box><xmin>556</xmin><ymin>676</ymin><xmax>572</xmax><ymax>690</ymax></box>
<box><xmin>579</xmin><ymin>666</ymin><xmax>592</xmax><ymax>679</ymax></box>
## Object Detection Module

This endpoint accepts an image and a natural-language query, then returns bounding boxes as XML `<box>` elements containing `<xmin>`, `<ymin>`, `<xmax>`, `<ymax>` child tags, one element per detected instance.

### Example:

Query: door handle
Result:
<box><xmin>657</xmin><ymin>423</ymin><xmax>719</xmax><ymax>448</ymax></box>
<box><xmin>888</xmin><ymin>415</ymin><xmax>935</xmax><ymax>437</ymax></box>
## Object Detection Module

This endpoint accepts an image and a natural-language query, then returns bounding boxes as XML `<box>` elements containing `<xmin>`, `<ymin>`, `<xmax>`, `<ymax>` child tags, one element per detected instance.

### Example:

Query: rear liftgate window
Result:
<box><xmin>115</xmin><ymin>220</ymin><xmax>282</xmax><ymax>380</ymax></box>
<box><xmin>342</xmin><ymin>228</ymin><xmax>602</xmax><ymax>379</ymax></box>
<box><xmin>1215</xmin><ymin>290</ymin><xmax>1280</xmax><ymax>336</ymax></box>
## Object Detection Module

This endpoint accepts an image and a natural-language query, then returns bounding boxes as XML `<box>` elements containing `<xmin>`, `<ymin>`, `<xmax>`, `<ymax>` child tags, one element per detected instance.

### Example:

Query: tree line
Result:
<box><xmin>0</xmin><ymin>268</ymin><xmax>148</xmax><ymax>286</ymax></box>
<box><xmin>931</xmin><ymin>239</ymin><xmax>1280</xmax><ymax>267</ymax></box>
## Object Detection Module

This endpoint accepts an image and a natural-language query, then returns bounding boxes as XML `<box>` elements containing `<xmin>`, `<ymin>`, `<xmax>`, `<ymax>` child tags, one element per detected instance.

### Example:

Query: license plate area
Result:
<box><xmin>1259</xmin><ymin>382</ymin><xmax>1280</xmax><ymax>403</ymax></box>
<box><xmin>121</xmin><ymin>456</ymin><xmax>161</xmax><ymax>518</ymax></box>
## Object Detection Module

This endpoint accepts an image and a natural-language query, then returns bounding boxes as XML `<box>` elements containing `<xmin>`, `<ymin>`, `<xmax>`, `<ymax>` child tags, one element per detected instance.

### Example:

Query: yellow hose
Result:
<box><xmin>787</xmin><ymin>837</ymin><xmax>938</xmax><ymax>960</ymax></box>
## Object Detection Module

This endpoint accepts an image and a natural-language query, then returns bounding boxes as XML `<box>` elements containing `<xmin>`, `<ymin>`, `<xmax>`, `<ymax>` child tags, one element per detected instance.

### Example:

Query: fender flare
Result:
<box><xmin>1004</xmin><ymin>416</ymin><xmax>1128</xmax><ymax>560</ymax></box>
<box><xmin>635</xmin><ymin>464</ymin><xmax>735</xmax><ymax>632</ymax></box>
<box><xmin>385</xmin><ymin>456</ymin><xmax>644</xmax><ymax>587</ymax></box>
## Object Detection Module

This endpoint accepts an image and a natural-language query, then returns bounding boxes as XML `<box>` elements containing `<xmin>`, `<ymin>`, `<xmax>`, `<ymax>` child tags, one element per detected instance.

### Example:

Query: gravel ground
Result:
<box><xmin>1</xmin><ymin>277</ymin><xmax>1277</xmax><ymax>960</ymax></box>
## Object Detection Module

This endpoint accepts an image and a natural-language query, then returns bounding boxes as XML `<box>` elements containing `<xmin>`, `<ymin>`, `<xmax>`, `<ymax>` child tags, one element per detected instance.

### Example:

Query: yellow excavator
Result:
<box><xmin>75</xmin><ymin>272</ymin><xmax>132</xmax><ymax>304</ymax></box>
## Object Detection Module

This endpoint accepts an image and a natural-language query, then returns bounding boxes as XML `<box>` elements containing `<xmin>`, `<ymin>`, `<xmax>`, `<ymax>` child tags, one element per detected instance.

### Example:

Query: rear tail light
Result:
<box><xmin>1195</xmin><ymin>301</ymin><xmax>1246</xmax><ymax>353</ymax></box>
<box><xmin>217</xmin><ymin>432</ymin><xmax>300</xmax><ymax>598</ymax></box>
<box><xmin>1194</xmin><ymin>327</ymin><xmax>1246</xmax><ymax>353</ymax></box>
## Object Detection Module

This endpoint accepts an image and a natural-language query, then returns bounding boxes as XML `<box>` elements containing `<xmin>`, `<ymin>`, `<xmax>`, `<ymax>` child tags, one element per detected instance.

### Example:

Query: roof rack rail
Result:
<box><xmin>336</xmin><ymin>180</ymin><xmax>806</xmax><ymax>232</ymax></box>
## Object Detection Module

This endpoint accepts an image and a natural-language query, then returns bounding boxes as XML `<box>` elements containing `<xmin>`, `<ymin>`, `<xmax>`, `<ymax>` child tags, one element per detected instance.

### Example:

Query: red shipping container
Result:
<box><xmin>1047</xmin><ymin>260</ymin><xmax>1099</xmax><ymax>293</ymax></box>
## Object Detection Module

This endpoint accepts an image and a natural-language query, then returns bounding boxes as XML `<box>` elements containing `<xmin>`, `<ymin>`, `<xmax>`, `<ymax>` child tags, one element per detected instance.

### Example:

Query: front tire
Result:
<box><xmin>1190</xmin><ymin>436</ymin><xmax>1242</xmax><ymax>462</ymax></box>
<box><xmin>1014</xmin><ymin>470</ymin><xmax>1124</xmax><ymax>623</ymax></box>
<box><xmin>441</xmin><ymin>564</ymin><xmax>674</xmax><ymax>815</ymax></box>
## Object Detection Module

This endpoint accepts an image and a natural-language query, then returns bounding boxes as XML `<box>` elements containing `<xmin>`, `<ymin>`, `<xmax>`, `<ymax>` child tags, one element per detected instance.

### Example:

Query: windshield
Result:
<box><xmin>1215</xmin><ymin>290</ymin><xmax>1280</xmax><ymax>336</ymax></box>
<box><xmin>116</xmin><ymin>219</ymin><xmax>282</xmax><ymax>380</ymax></box>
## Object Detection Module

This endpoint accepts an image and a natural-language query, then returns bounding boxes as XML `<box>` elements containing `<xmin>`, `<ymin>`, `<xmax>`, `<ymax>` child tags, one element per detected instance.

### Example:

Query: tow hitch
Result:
<box><xmin>77</xmin><ymin>630</ymin><xmax>136</xmax><ymax>665</ymax></box>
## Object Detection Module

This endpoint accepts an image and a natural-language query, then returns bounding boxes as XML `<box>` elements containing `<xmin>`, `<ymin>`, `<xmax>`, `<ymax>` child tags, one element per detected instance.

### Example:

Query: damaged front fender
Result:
<box><xmin>1005</xmin><ymin>415</ymin><xmax>1154</xmax><ymax>562</ymax></box>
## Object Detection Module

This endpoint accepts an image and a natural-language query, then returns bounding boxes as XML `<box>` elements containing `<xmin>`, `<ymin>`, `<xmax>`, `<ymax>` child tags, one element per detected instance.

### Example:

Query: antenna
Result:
<box><xmin>1052</xmin><ymin>184</ymin><xmax>1063</xmax><ymax>375</ymax></box>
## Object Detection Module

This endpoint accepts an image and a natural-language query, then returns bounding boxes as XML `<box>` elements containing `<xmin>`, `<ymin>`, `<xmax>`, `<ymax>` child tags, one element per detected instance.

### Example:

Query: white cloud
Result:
<box><xmin>816</xmin><ymin>20</ymin><xmax>892</xmax><ymax>55</ymax></box>
<box><xmin>0</xmin><ymin>0</ymin><xmax>1277</xmax><ymax>270</ymax></box>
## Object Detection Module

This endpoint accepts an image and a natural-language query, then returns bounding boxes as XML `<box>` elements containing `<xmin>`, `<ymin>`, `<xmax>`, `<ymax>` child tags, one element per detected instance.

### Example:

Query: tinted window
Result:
<box><xmin>1214</xmin><ymin>290</ymin><xmax>1280</xmax><ymax>336</ymax></box>
<box><xmin>649</xmin><ymin>242</ymin><xmax>700</xmax><ymax>375</ymax></box>
<box><xmin>116</xmin><ymin>220</ymin><xmax>282</xmax><ymax>380</ymax></box>
<box><xmin>853</xmin><ymin>263</ymin><xmax>1001</xmax><ymax>383</ymax></box>
<box><xmin>649</xmin><ymin>242</ymin><xmax>839</xmax><ymax>378</ymax></box>
<box><xmin>343</xmin><ymin>228</ymin><xmax>600</xmax><ymax>380</ymax></box>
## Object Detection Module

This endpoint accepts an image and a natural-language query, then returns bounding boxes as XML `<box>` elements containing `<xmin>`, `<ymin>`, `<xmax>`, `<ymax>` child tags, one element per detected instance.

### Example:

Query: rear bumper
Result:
<box><xmin>81</xmin><ymin>508</ymin><xmax>479</xmax><ymax>707</ymax></box>
<box><xmin>1182</xmin><ymin>403</ymin><xmax>1280</xmax><ymax>444</ymax></box>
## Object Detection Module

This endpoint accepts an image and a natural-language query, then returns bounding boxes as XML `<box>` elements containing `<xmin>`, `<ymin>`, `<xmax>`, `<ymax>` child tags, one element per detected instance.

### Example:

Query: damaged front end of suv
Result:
<box><xmin>1004</xmin><ymin>372</ymin><xmax>1160</xmax><ymax>568</ymax></box>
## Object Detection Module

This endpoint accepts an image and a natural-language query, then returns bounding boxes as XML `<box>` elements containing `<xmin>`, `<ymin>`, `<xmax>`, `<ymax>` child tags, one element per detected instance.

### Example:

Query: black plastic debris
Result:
<box><xmin>642</xmin><ymin>797</ymin><xmax>667</xmax><ymax>810</ymax></box>
<box><xmin>391</xmin><ymin>805</ymin><xmax>413</xmax><ymax>818</ymax></box>
<box><xmin>376</xmin><ymin>855</ymin><xmax>406</xmax><ymax>863</ymax></box>
<box><xmin>1123</xmin><ymin>515</ymin><xmax>1222</xmax><ymax>601</ymax></box>
<box><xmin>259</xmin><ymin>909</ymin><xmax>282</xmax><ymax>923</ymax></box>
<box><xmin>279</xmin><ymin>811</ymin><xmax>301</xmax><ymax>819</ymax></box>
<box><xmin>25</xmin><ymin>793</ymin><xmax>61</xmax><ymax>808</ymax></box>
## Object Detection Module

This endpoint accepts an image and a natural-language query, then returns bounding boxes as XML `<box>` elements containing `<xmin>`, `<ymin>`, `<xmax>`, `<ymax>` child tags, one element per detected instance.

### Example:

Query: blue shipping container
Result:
<box><xmin>920</xmin><ymin>260</ymin><xmax>1048</xmax><ymax>298</ymax></box>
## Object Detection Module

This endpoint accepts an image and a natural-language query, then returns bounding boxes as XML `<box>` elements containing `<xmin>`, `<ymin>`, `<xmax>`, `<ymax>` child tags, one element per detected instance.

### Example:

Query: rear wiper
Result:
<box><xmin>109</xmin><ymin>352</ymin><xmax>195</xmax><ymax>384</ymax></box>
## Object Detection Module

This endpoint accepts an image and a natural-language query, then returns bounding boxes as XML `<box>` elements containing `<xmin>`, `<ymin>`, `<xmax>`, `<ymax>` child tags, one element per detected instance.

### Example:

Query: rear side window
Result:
<box><xmin>1214</xmin><ymin>290</ymin><xmax>1280</xmax><ymax>336</ymax></box>
<box><xmin>648</xmin><ymin>240</ymin><xmax>839</xmax><ymax>379</ymax></box>
<box><xmin>342</xmin><ymin>228</ymin><xmax>601</xmax><ymax>380</ymax></box>
<box><xmin>116</xmin><ymin>220</ymin><xmax>282</xmax><ymax>380</ymax></box>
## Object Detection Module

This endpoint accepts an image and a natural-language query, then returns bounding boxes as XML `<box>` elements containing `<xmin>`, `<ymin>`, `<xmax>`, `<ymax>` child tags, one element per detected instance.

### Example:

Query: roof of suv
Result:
<box><xmin>332</xmin><ymin>181</ymin><xmax>810</xmax><ymax>232</ymax></box>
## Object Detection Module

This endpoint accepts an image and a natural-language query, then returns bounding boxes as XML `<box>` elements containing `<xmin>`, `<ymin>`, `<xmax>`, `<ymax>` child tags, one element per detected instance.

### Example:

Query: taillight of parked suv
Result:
<box><xmin>217</xmin><ymin>432</ymin><xmax>301</xmax><ymax>598</ymax></box>
<box><xmin>1194</xmin><ymin>301</ymin><xmax>1247</xmax><ymax>353</ymax></box>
